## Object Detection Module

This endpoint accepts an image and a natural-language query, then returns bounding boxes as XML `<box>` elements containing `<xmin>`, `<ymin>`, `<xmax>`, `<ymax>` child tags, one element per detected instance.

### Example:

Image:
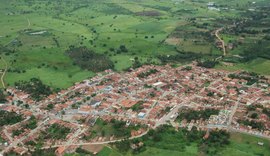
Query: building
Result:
<box><xmin>138</xmin><ymin>112</ymin><xmax>146</xmax><ymax>119</ymax></box>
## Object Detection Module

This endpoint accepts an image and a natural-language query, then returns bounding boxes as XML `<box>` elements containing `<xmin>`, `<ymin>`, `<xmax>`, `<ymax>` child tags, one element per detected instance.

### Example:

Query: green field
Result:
<box><xmin>216</xmin><ymin>58</ymin><xmax>270</xmax><ymax>75</ymax></box>
<box><xmin>0</xmin><ymin>0</ymin><xmax>270</xmax><ymax>89</ymax></box>
<box><xmin>96</xmin><ymin>132</ymin><xmax>270</xmax><ymax>156</ymax></box>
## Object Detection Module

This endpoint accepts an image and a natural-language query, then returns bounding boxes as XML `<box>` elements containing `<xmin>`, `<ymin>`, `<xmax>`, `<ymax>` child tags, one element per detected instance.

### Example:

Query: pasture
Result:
<box><xmin>0</xmin><ymin>0</ymin><xmax>269</xmax><ymax>89</ymax></box>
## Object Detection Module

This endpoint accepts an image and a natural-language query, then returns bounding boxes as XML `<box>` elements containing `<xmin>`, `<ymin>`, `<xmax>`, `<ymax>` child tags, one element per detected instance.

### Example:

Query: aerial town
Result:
<box><xmin>0</xmin><ymin>62</ymin><xmax>269</xmax><ymax>155</ymax></box>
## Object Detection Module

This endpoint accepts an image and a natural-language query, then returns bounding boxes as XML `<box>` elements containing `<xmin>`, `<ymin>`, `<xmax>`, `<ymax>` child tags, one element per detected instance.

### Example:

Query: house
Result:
<box><xmin>55</xmin><ymin>146</ymin><xmax>66</xmax><ymax>156</ymax></box>
<box><xmin>89</xmin><ymin>100</ymin><xmax>101</xmax><ymax>107</ymax></box>
<box><xmin>121</xmin><ymin>99</ymin><xmax>138</xmax><ymax>108</ymax></box>
<box><xmin>13</xmin><ymin>147</ymin><xmax>28</xmax><ymax>156</ymax></box>
<box><xmin>103</xmin><ymin>85</ymin><xmax>113</xmax><ymax>92</ymax></box>
<box><xmin>78</xmin><ymin>106</ymin><xmax>92</xmax><ymax>115</ymax></box>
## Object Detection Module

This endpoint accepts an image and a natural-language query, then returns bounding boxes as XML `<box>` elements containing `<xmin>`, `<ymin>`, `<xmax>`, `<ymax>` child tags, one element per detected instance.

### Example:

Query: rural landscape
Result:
<box><xmin>0</xmin><ymin>0</ymin><xmax>269</xmax><ymax>156</ymax></box>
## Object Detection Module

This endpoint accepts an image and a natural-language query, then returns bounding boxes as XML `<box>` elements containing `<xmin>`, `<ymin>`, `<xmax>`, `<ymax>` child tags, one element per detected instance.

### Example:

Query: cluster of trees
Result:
<box><xmin>172</xmin><ymin>25</ymin><xmax>214</xmax><ymax>43</ymax></box>
<box><xmin>177</xmin><ymin>109</ymin><xmax>219</xmax><ymax>122</ymax></box>
<box><xmin>113</xmin><ymin>125</ymin><xmax>231</xmax><ymax>155</ymax></box>
<box><xmin>29</xmin><ymin>148</ymin><xmax>56</xmax><ymax>156</ymax></box>
<box><xmin>248</xmin><ymin>105</ymin><xmax>270</xmax><ymax>117</ymax></box>
<box><xmin>0</xmin><ymin>89</ymin><xmax>7</xmax><ymax>103</ymax></box>
<box><xmin>114</xmin><ymin>139</ymin><xmax>146</xmax><ymax>154</ymax></box>
<box><xmin>238</xmin><ymin>119</ymin><xmax>265</xmax><ymax>130</ymax></box>
<box><xmin>111</xmin><ymin>119</ymin><xmax>137</xmax><ymax>138</ymax></box>
<box><xmin>228</xmin><ymin>72</ymin><xmax>259</xmax><ymax>85</ymax></box>
<box><xmin>15</xmin><ymin>78</ymin><xmax>52</xmax><ymax>101</ymax></box>
<box><xmin>43</xmin><ymin>124</ymin><xmax>71</xmax><ymax>140</ymax></box>
<box><xmin>262</xmin><ymin>108</ymin><xmax>270</xmax><ymax>118</ymax></box>
<box><xmin>197</xmin><ymin>60</ymin><xmax>218</xmax><ymax>68</ymax></box>
<box><xmin>0</xmin><ymin>110</ymin><xmax>23</xmax><ymax>126</ymax></box>
<box><xmin>137</xmin><ymin>69</ymin><xmax>158</xmax><ymax>78</ymax></box>
<box><xmin>12</xmin><ymin>116</ymin><xmax>38</xmax><ymax>137</ymax></box>
<box><xmin>241</xmin><ymin>40</ymin><xmax>270</xmax><ymax>62</ymax></box>
<box><xmin>66</xmin><ymin>46</ymin><xmax>114</xmax><ymax>72</ymax></box>
<box><xmin>86</xmin><ymin>119</ymin><xmax>143</xmax><ymax>140</ymax></box>
<box><xmin>114</xmin><ymin>140</ymin><xmax>132</xmax><ymax>153</ymax></box>
<box><xmin>181</xmin><ymin>66</ymin><xmax>192</xmax><ymax>71</ymax></box>
<box><xmin>23</xmin><ymin>115</ymin><xmax>38</xmax><ymax>130</ymax></box>
<box><xmin>131</xmin><ymin>101</ymin><xmax>144</xmax><ymax>112</ymax></box>
<box><xmin>118</xmin><ymin>45</ymin><xmax>128</xmax><ymax>53</ymax></box>
<box><xmin>132</xmin><ymin>57</ymin><xmax>142</xmax><ymax>69</ymax></box>
<box><xmin>200</xmin><ymin>130</ymin><xmax>230</xmax><ymax>155</ymax></box>
<box><xmin>12</xmin><ymin>129</ymin><xmax>24</xmax><ymax>137</ymax></box>
<box><xmin>74</xmin><ymin>148</ymin><xmax>92</xmax><ymax>155</ymax></box>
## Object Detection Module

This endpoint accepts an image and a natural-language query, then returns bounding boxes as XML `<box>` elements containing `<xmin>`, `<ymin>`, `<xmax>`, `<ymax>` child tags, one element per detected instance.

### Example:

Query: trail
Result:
<box><xmin>215</xmin><ymin>28</ymin><xmax>226</xmax><ymax>56</ymax></box>
<box><xmin>1</xmin><ymin>18</ymin><xmax>30</xmax><ymax>88</ymax></box>
<box><xmin>0</xmin><ymin>57</ymin><xmax>7</xmax><ymax>88</ymax></box>
<box><xmin>27</xmin><ymin>18</ymin><xmax>31</xmax><ymax>28</ymax></box>
<box><xmin>4</xmin><ymin>17</ymin><xmax>30</xmax><ymax>47</ymax></box>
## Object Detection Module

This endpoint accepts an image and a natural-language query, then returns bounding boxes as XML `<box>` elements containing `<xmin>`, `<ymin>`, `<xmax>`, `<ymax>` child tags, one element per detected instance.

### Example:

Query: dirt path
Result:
<box><xmin>27</xmin><ymin>18</ymin><xmax>31</xmax><ymax>28</ymax></box>
<box><xmin>215</xmin><ymin>28</ymin><xmax>226</xmax><ymax>56</ymax></box>
<box><xmin>0</xmin><ymin>57</ymin><xmax>8</xmax><ymax>88</ymax></box>
<box><xmin>1</xmin><ymin>18</ymin><xmax>30</xmax><ymax>88</ymax></box>
<box><xmin>41</xmin><ymin>129</ymin><xmax>149</xmax><ymax>149</ymax></box>
<box><xmin>4</xmin><ymin>18</ymin><xmax>30</xmax><ymax>47</ymax></box>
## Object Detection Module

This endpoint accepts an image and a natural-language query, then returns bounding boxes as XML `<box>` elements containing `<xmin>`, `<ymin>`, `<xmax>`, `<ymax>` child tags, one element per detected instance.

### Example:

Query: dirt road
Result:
<box><xmin>215</xmin><ymin>28</ymin><xmax>226</xmax><ymax>56</ymax></box>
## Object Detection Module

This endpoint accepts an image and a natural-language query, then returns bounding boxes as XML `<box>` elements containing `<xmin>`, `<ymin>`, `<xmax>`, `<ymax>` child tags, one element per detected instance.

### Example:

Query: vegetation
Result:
<box><xmin>23</xmin><ymin>115</ymin><xmax>38</xmax><ymax>130</ymax></box>
<box><xmin>40</xmin><ymin>124</ymin><xmax>71</xmax><ymax>140</ymax></box>
<box><xmin>138</xmin><ymin>69</ymin><xmax>158</xmax><ymax>78</ymax></box>
<box><xmin>262</xmin><ymin>108</ymin><xmax>270</xmax><ymax>118</ymax></box>
<box><xmin>200</xmin><ymin>130</ymin><xmax>230</xmax><ymax>155</ymax></box>
<box><xmin>238</xmin><ymin>119</ymin><xmax>265</xmax><ymax>130</ymax></box>
<box><xmin>131</xmin><ymin>101</ymin><xmax>144</xmax><ymax>112</ymax></box>
<box><xmin>31</xmin><ymin>148</ymin><xmax>56</xmax><ymax>156</ymax></box>
<box><xmin>0</xmin><ymin>110</ymin><xmax>23</xmax><ymax>126</ymax></box>
<box><xmin>181</xmin><ymin>66</ymin><xmax>192</xmax><ymax>71</ymax></box>
<box><xmin>0</xmin><ymin>0</ymin><xmax>269</xmax><ymax>90</ymax></box>
<box><xmin>84</xmin><ymin>118</ymin><xmax>142</xmax><ymax>140</ymax></box>
<box><xmin>66</xmin><ymin>47</ymin><xmax>114</xmax><ymax>72</ymax></box>
<box><xmin>228</xmin><ymin>72</ymin><xmax>260</xmax><ymax>85</ymax></box>
<box><xmin>0</xmin><ymin>89</ymin><xmax>7</xmax><ymax>103</ymax></box>
<box><xmin>197</xmin><ymin>60</ymin><xmax>218</xmax><ymax>68</ymax></box>
<box><xmin>74</xmin><ymin>147</ymin><xmax>92</xmax><ymax>155</ymax></box>
<box><xmin>111</xmin><ymin>125</ymin><xmax>230</xmax><ymax>156</ymax></box>
<box><xmin>14</xmin><ymin>78</ymin><xmax>53</xmax><ymax>101</ymax></box>
<box><xmin>12</xmin><ymin>129</ymin><xmax>24</xmax><ymax>137</ymax></box>
<box><xmin>158</xmin><ymin>52</ymin><xmax>202</xmax><ymax>64</ymax></box>
<box><xmin>177</xmin><ymin>109</ymin><xmax>219</xmax><ymax>122</ymax></box>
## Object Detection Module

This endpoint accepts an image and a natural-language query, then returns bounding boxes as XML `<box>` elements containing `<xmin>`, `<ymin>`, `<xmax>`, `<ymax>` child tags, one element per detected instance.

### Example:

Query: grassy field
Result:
<box><xmin>0</xmin><ymin>0</ymin><xmax>269</xmax><ymax>89</ymax></box>
<box><xmin>97</xmin><ymin>146</ymin><xmax>198</xmax><ymax>156</ymax></box>
<box><xmin>96</xmin><ymin>132</ymin><xmax>270</xmax><ymax>156</ymax></box>
<box><xmin>221</xmin><ymin>133</ymin><xmax>270</xmax><ymax>156</ymax></box>
<box><xmin>216</xmin><ymin>58</ymin><xmax>270</xmax><ymax>75</ymax></box>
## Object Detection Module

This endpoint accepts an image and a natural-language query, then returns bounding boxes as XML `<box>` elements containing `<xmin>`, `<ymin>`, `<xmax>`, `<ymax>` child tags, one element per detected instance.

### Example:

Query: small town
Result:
<box><xmin>0</xmin><ymin>62</ymin><xmax>269</xmax><ymax>155</ymax></box>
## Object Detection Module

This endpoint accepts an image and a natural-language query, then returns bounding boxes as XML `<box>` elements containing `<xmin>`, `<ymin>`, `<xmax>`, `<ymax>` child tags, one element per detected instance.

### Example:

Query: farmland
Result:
<box><xmin>0</xmin><ymin>0</ymin><xmax>270</xmax><ymax>89</ymax></box>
